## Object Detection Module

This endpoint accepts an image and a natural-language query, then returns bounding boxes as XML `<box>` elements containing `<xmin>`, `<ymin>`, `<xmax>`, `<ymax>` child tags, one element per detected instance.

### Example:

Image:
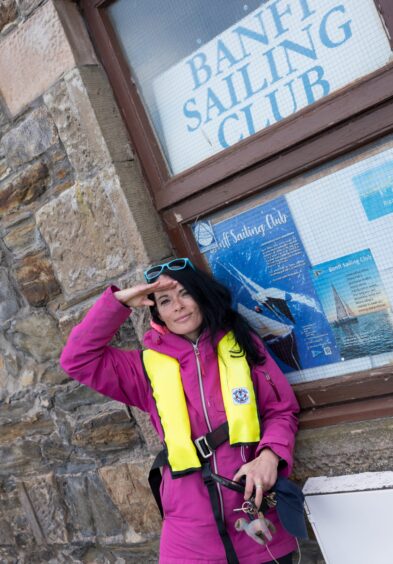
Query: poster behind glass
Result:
<box><xmin>193</xmin><ymin>146</ymin><xmax>393</xmax><ymax>384</ymax></box>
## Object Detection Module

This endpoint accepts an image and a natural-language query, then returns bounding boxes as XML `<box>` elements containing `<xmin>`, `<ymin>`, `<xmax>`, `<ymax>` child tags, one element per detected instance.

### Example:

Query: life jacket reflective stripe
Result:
<box><xmin>142</xmin><ymin>331</ymin><xmax>261</xmax><ymax>476</ymax></box>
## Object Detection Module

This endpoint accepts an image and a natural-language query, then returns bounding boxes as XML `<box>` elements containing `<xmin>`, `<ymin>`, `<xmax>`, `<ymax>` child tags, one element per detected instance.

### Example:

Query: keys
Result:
<box><xmin>233</xmin><ymin>499</ymin><xmax>258</xmax><ymax>517</ymax></box>
<box><xmin>264</xmin><ymin>492</ymin><xmax>277</xmax><ymax>508</ymax></box>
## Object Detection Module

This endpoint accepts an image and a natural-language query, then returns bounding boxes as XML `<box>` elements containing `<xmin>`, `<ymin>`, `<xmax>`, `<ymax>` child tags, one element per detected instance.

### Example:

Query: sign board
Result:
<box><xmin>194</xmin><ymin>143</ymin><xmax>393</xmax><ymax>383</ymax></box>
<box><xmin>154</xmin><ymin>0</ymin><xmax>392</xmax><ymax>174</ymax></box>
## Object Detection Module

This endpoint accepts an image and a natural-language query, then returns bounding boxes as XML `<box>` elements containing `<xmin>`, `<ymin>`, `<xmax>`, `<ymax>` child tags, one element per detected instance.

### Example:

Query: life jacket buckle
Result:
<box><xmin>195</xmin><ymin>435</ymin><xmax>213</xmax><ymax>459</ymax></box>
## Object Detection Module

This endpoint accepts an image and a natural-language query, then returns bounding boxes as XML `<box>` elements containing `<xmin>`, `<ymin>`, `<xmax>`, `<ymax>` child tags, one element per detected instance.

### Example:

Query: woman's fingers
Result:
<box><xmin>254</xmin><ymin>480</ymin><xmax>264</xmax><ymax>509</ymax></box>
<box><xmin>141</xmin><ymin>298</ymin><xmax>155</xmax><ymax>306</ymax></box>
<box><xmin>244</xmin><ymin>474</ymin><xmax>255</xmax><ymax>501</ymax></box>
<box><xmin>232</xmin><ymin>466</ymin><xmax>245</xmax><ymax>483</ymax></box>
<box><xmin>233</xmin><ymin>465</ymin><xmax>264</xmax><ymax>507</ymax></box>
<box><xmin>114</xmin><ymin>278</ymin><xmax>178</xmax><ymax>308</ymax></box>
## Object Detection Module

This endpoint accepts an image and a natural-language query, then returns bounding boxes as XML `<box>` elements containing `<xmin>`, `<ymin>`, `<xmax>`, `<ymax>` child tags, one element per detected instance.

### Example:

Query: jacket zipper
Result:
<box><xmin>264</xmin><ymin>371</ymin><xmax>281</xmax><ymax>401</ymax></box>
<box><xmin>193</xmin><ymin>342</ymin><xmax>225</xmax><ymax>522</ymax></box>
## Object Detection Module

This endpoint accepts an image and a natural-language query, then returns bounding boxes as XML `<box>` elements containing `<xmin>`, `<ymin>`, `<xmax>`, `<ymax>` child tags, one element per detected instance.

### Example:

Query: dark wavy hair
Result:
<box><xmin>150</xmin><ymin>265</ymin><xmax>266</xmax><ymax>366</ymax></box>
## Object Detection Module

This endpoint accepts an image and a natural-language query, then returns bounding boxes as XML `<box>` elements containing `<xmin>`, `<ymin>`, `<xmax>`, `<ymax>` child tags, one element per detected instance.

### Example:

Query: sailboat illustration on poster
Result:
<box><xmin>312</xmin><ymin>249</ymin><xmax>393</xmax><ymax>361</ymax></box>
<box><xmin>332</xmin><ymin>284</ymin><xmax>358</xmax><ymax>326</ymax></box>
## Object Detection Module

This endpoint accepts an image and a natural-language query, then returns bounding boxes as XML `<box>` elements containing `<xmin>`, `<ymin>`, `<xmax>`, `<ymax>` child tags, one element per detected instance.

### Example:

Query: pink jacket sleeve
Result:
<box><xmin>60</xmin><ymin>286</ymin><xmax>151</xmax><ymax>412</ymax></box>
<box><xmin>253</xmin><ymin>344</ymin><xmax>300</xmax><ymax>476</ymax></box>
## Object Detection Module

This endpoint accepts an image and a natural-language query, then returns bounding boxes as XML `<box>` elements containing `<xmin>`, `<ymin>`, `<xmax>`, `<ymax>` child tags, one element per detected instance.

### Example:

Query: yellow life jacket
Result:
<box><xmin>142</xmin><ymin>331</ymin><xmax>261</xmax><ymax>476</ymax></box>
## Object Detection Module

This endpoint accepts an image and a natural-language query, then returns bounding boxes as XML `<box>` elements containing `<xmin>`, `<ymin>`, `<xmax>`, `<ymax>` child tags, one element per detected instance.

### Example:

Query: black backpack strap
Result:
<box><xmin>195</xmin><ymin>422</ymin><xmax>229</xmax><ymax>459</ymax></box>
<box><xmin>148</xmin><ymin>449</ymin><xmax>167</xmax><ymax>518</ymax></box>
<box><xmin>201</xmin><ymin>462</ymin><xmax>239</xmax><ymax>564</ymax></box>
<box><xmin>148</xmin><ymin>423</ymin><xmax>240</xmax><ymax>564</ymax></box>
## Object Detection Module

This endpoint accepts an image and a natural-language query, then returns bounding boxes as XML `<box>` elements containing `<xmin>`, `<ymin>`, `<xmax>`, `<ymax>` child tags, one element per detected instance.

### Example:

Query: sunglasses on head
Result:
<box><xmin>144</xmin><ymin>258</ymin><xmax>195</xmax><ymax>283</ymax></box>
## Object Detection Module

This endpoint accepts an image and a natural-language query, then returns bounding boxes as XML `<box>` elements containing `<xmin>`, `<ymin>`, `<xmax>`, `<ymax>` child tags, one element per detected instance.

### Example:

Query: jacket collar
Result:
<box><xmin>143</xmin><ymin>323</ymin><xmax>227</xmax><ymax>360</ymax></box>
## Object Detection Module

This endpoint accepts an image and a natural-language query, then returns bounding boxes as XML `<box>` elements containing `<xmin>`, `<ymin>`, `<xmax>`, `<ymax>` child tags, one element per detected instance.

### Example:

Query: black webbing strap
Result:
<box><xmin>148</xmin><ymin>449</ymin><xmax>167</xmax><ymax>518</ymax></box>
<box><xmin>201</xmin><ymin>462</ymin><xmax>239</xmax><ymax>564</ymax></box>
<box><xmin>148</xmin><ymin>422</ymin><xmax>240</xmax><ymax>563</ymax></box>
<box><xmin>205</xmin><ymin>421</ymin><xmax>229</xmax><ymax>450</ymax></box>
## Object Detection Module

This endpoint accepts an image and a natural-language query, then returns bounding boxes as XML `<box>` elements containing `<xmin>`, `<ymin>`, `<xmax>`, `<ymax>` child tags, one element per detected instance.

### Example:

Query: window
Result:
<box><xmin>82</xmin><ymin>0</ymin><xmax>393</xmax><ymax>426</ymax></box>
<box><xmin>104</xmin><ymin>0</ymin><xmax>391</xmax><ymax>176</ymax></box>
<box><xmin>193</xmin><ymin>140</ymin><xmax>393</xmax><ymax>386</ymax></box>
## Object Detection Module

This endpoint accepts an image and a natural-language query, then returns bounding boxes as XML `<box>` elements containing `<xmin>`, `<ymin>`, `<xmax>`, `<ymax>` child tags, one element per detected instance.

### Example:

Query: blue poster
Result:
<box><xmin>197</xmin><ymin>197</ymin><xmax>340</xmax><ymax>373</ymax></box>
<box><xmin>353</xmin><ymin>161</ymin><xmax>393</xmax><ymax>221</ymax></box>
<box><xmin>311</xmin><ymin>250</ymin><xmax>393</xmax><ymax>361</ymax></box>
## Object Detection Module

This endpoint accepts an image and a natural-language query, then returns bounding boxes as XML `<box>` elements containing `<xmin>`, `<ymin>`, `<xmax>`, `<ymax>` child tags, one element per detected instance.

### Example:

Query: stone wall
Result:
<box><xmin>0</xmin><ymin>1</ymin><xmax>170</xmax><ymax>562</ymax></box>
<box><xmin>0</xmin><ymin>2</ymin><xmax>392</xmax><ymax>563</ymax></box>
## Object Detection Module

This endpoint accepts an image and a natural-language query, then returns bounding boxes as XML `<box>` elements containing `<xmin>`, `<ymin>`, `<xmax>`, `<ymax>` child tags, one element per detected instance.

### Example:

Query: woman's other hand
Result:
<box><xmin>233</xmin><ymin>448</ymin><xmax>280</xmax><ymax>509</ymax></box>
<box><xmin>114</xmin><ymin>277</ymin><xmax>178</xmax><ymax>308</ymax></box>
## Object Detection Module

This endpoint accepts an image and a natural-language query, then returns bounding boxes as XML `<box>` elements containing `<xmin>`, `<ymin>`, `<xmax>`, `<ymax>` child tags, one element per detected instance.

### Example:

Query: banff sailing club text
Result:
<box><xmin>183</xmin><ymin>0</ymin><xmax>353</xmax><ymax>148</ymax></box>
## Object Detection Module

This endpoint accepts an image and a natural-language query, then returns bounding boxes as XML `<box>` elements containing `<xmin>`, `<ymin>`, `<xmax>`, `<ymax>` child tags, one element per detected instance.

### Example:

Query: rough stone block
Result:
<box><xmin>0</xmin><ymin>353</ymin><xmax>7</xmax><ymax>392</ymax></box>
<box><xmin>57</xmin><ymin>471</ymin><xmax>127</xmax><ymax>542</ymax></box>
<box><xmin>129</xmin><ymin>406</ymin><xmax>161</xmax><ymax>454</ymax></box>
<box><xmin>0</xmin><ymin>1</ymin><xmax>75</xmax><ymax>115</ymax></box>
<box><xmin>0</xmin><ymin>104</ymin><xmax>9</xmax><ymax>133</ymax></box>
<box><xmin>0</xmin><ymin>548</ymin><xmax>18</xmax><ymax>564</ymax></box>
<box><xmin>0</xmin><ymin>440</ymin><xmax>43</xmax><ymax>477</ymax></box>
<box><xmin>0</xmin><ymin>0</ymin><xmax>18</xmax><ymax>32</ymax></box>
<box><xmin>57</xmin><ymin>474</ymin><xmax>95</xmax><ymax>540</ymax></box>
<box><xmin>0</xmin><ymin>106</ymin><xmax>58</xmax><ymax>168</ymax></box>
<box><xmin>20</xmin><ymin>473</ymin><xmax>68</xmax><ymax>544</ymax></box>
<box><xmin>0</xmin><ymin>411</ymin><xmax>54</xmax><ymax>445</ymax></box>
<box><xmin>0</xmin><ymin>485</ymin><xmax>29</xmax><ymax>547</ymax></box>
<box><xmin>44</xmin><ymin>69</ymin><xmax>115</xmax><ymax>176</ymax></box>
<box><xmin>0</xmin><ymin>160</ymin><xmax>49</xmax><ymax>215</ymax></box>
<box><xmin>0</xmin><ymin>267</ymin><xmax>19</xmax><ymax>322</ymax></box>
<box><xmin>57</xmin><ymin>298</ymin><xmax>96</xmax><ymax>339</ymax></box>
<box><xmin>17</xmin><ymin>0</ymin><xmax>49</xmax><ymax>17</ymax></box>
<box><xmin>78</xmin><ymin>65</ymin><xmax>133</xmax><ymax>163</ymax></box>
<box><xmin>9</xmin><ymin>309</ymin><xmax>64</xmax><ymax>362</ymax></box>
<box><xmin>87</xmin><ymin>472</ymin><xmax>127</xmax><ymax>538</ymax></box>
<box><xmin>99</xmin><ymin>459</ymin><xmax>162</xmax><ymax>537</ymax></box>
<box><xmin>0</xmin><ymin>352</ymin><xmax>20</xmax><ymax>399</ymax></box>
<box><xmin>0</xmin><ymin>389</ymin><xmax>33</xmax><ymax>424</ymax></box>
<box><xmin>71</xmin><ymin>409</ymin><xmax>141</xmax><ymax>452</ymax></box>
<box><xmin>115</xmin><ymin>160</ymin><xmax>171</xmax><ymax>262</ymax></box>
<box><xmin>81</xmin><ymin>544</ymin><xmax>159</xmax><ymax>564</ymax></box>
<box><xmin>110</xmin><ymin>316</ymin><xmax>140</xmax><ymax>350</ymax></box>
<box><xmin>0</xmin><ymin>157</ymin><xmax>11</xmax><ymax>181</ymax></box>
<box><xmin>0</xmin><ymin>368</ymin><xmax>20</xmax><ymax>401</ymax></box>
<box><xmin>294</xmin><ymin>416</ymin><xmax>393</xmax><ymax>481</ymax></box>
<box><xmin>14</xmin><ymin>251</ymin><xmax>62</xmax><ymax>306</ymax></box>
<box><xmin>36</xmin><ymin>175</ymin><xmax>136</xmax><ymax>298</ymax></box>
<box><xmin>3</xmin><ymin>218</ymin><xmax>45</xmax><ymax>258</ymax></box>
<box><xmin>55</xmin><ymin>381</ymin><xmax>110</xmax><ymax>412</ymax></box>
<box><xmin>0</xmin><ymin>333</ymin><xmax>19</xmax><ymax>378</ymax></box>
<box><xmin>0</xmin><ymin>508</ymin><xmax>14</xmax><ymax>544</ymax></box>
<box><xmin>37</xmin><ymin>362</ymin><xmax>69</xmax><ymax>386</ymax></box>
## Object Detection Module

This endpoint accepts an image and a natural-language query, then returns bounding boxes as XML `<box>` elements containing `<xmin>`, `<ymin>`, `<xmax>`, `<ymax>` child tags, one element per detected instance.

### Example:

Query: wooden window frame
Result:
<box><xmin>81</xmin><ymin>0</ymin><xmax>393</xmax><ymax>428</ymax></box>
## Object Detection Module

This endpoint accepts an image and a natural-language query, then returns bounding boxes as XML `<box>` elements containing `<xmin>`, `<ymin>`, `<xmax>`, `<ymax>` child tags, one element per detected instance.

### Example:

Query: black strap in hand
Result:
<box><xmin>202</xmin><ymin>463</ymin><xmax>240</xmax><ymax>564</ymax></box>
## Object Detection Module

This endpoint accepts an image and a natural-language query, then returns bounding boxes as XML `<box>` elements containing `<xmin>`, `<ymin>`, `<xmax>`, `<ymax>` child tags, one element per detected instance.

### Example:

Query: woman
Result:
<box><xmin>60</xmin><ymin>258</ymin><xmax>300</xmax><ymax>564</ymax></box>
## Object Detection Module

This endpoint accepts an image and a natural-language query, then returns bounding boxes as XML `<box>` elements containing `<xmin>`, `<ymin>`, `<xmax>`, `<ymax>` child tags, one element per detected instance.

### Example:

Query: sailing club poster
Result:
<box><xmin>195</xmin><ymin>197</ymin><xmax>341</xmax><ymax>374</ymax></box>
<box><xmin>311</xmin><ymin>250</ymin><xmax>393</xmax><ymax>361</ymax></box>
<box><xmin>352</xmin><ymin>160</ymin><xmax>393</xmax><ymax>221</ymax></box>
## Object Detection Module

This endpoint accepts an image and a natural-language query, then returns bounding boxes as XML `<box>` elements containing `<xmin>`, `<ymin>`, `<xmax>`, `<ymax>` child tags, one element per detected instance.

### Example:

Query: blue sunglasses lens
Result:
<box><xmin>144</xmin><ymin>258</ymin><xmax>194</xmax><ymax>282</ymax></box>
<box><xmin>145</xmin><ymin>266</ymin><xmax>163</xmax><ymax>280</ymax></box>
<box><xmin>167</xmin><ymin>259</ymin><xmax>188</xmax><ymax>270</ymax></box>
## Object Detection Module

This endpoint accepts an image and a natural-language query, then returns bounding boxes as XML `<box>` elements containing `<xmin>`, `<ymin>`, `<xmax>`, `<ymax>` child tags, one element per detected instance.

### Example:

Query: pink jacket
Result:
<box><xmin>60</xmin><ymin>287</ymin><xmax>300</xmax><ymax>563</ymax></box>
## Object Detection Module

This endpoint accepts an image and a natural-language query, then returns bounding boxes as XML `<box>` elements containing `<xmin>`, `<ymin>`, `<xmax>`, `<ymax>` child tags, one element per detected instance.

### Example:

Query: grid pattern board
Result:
<box><xmin>196</xmin><ymin>140</ymin><xmax>393</xmax><ymax>384</ymax></box>
<box><xmin>108</xmin><ymin>0</ymin><xmax>392</xmax><ymax>174</ymax></box>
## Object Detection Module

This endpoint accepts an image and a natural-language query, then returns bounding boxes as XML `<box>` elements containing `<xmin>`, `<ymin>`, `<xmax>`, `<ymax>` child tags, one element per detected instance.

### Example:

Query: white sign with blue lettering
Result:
<box><xmin>153</xmin><ymin>0</ymin><xmax>392</xmax><ymax>174</ymax></box>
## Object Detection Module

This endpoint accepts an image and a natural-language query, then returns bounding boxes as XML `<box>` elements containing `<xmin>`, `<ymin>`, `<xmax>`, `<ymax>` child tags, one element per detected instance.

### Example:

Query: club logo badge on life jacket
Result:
<box><xmin>232</xmin><ymin>387</ymin><xmax>250</xmax><ymax>405</ymax></box>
